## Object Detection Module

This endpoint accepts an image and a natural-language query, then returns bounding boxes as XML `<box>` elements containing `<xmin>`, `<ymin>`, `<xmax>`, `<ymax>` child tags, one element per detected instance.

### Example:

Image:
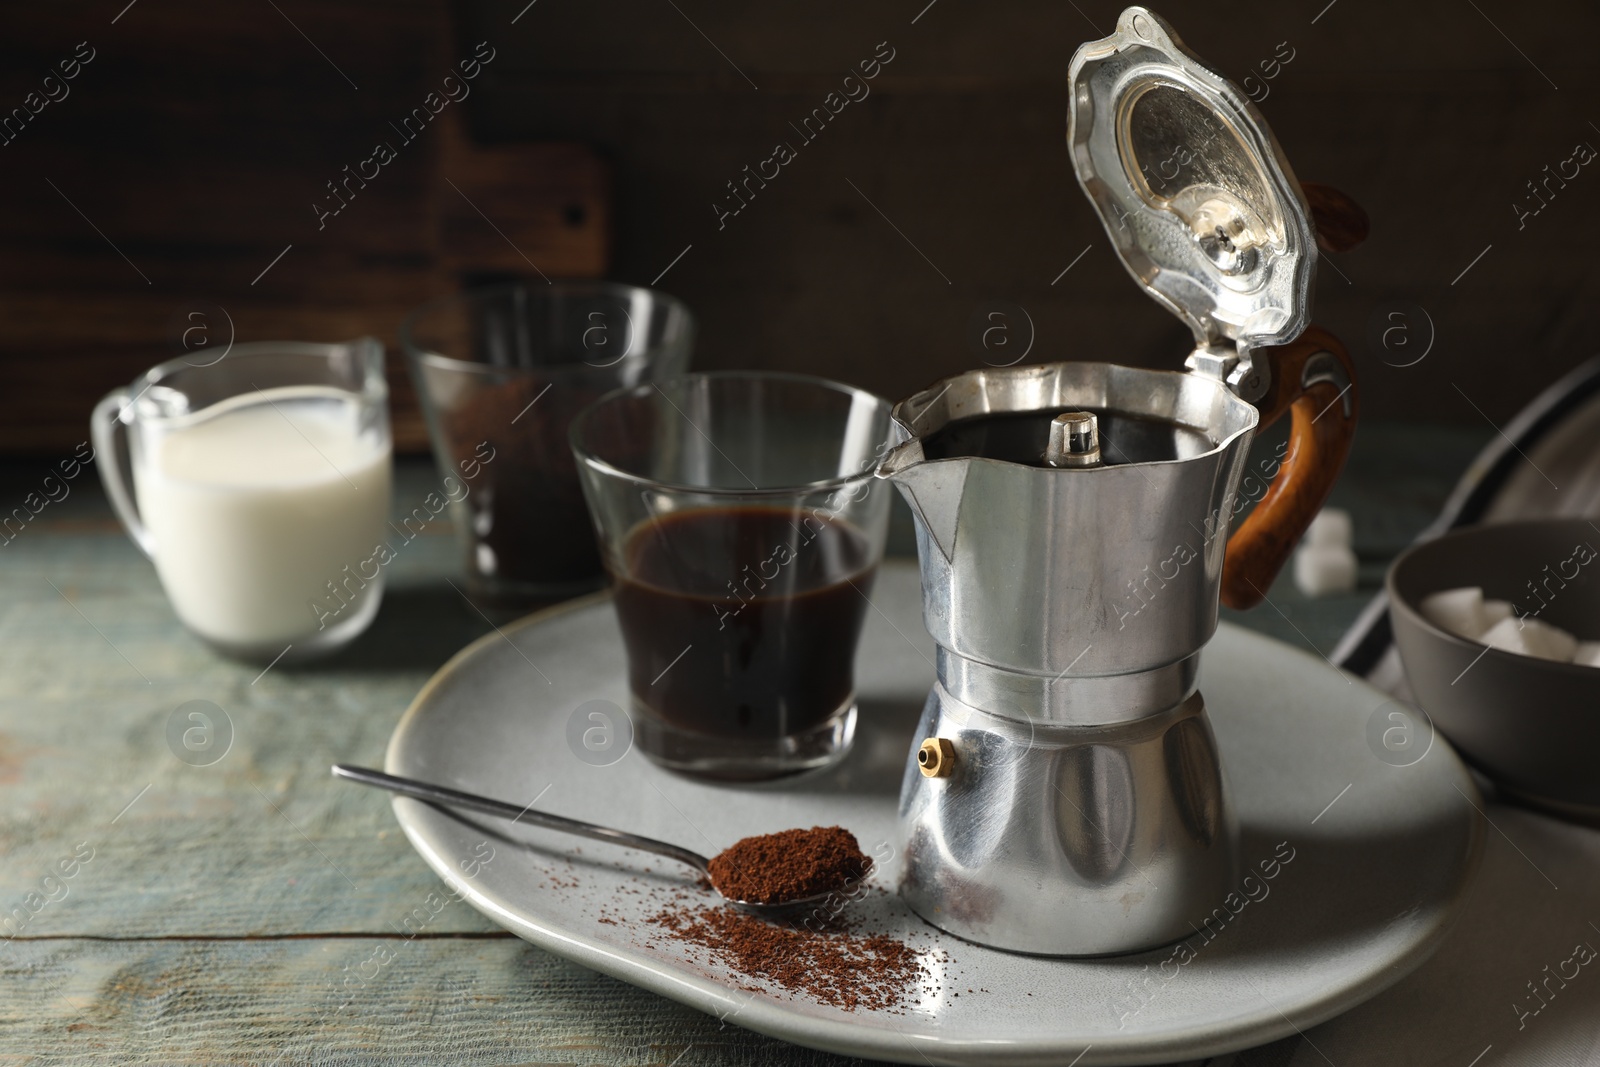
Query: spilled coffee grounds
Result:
<box><xmin>652</xmin><ymin>828</ymin><xmax>928</xmax><ymax>1012</ymax></box>
<box><xmin>707</xmin><ymin>825</ymin><xmax>871</xmax><ymax>905</ymax></box>
<box><xmin>649</xmin><ymin>901</ymin><xmax>927</xmax><ymax>1012</ymax></box>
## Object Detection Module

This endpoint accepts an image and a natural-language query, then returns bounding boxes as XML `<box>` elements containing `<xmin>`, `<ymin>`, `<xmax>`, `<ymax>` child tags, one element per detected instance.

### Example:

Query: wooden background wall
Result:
<box><xmin>2</xmin><ymin>0</ymin><xmax>1597</xmax><ymax>452</ymax></box>
<box><xmin>0</xmin><ymin>1</ymin><xmax>608</xmax><ymax>453</ymax></box>
<box><xmin>458</xmin><ymin>0</ymin><xmax>1600</xmax><ymax>425</ymax></box>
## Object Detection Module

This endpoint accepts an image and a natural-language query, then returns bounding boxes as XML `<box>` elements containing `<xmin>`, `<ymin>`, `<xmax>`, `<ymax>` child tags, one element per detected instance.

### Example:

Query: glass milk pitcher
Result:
<box><xmin>90</xmin><ymin>339</ymin><xmax>393</xmax><ymax>663</ymax></box>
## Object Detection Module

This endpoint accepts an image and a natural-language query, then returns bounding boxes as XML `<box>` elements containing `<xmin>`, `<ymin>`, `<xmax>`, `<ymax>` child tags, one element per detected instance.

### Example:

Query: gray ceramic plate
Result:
<box><xmin>386</xmin><ymin>562</ymin><xmax>1482</xmax><ymax>1066</ymax></box>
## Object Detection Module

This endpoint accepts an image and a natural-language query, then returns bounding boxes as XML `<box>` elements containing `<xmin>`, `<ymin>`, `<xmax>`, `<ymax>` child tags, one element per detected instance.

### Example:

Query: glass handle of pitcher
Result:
<box><xmin>1220</xmin><ymin>325</ymin><xmax>1358</xmax><ymax>610</ymax></box>
<box><xmin>90</xmin><ymin>388</ymin><xmax>156</xmax><ymax>560</ymax></box>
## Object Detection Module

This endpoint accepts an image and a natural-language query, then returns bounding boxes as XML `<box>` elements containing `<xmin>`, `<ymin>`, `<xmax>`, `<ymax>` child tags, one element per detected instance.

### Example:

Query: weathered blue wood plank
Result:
<box><xmin>0</xmin><ymin>462</ymin><xmax>515</xmax><ymax>939</ymax></box>
<box><xmin>0</xmin><ymin>937</ymin><xmax>894</xmax><ymax>1066</ymax></box>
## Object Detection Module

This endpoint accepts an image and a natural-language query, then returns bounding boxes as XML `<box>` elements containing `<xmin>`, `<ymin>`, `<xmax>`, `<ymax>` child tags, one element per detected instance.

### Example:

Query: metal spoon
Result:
<box><xmin>331</xmin><ymin>764</ymin><xmax>856</xmax><ymax>914</ymax></box>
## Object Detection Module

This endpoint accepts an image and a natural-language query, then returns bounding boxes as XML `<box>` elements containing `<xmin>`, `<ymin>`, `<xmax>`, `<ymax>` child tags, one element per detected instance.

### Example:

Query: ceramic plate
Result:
<box><xmin>386</xmin><ymin>562</ymin><xmax>1482</xmax><ymax>1066</ymax></box>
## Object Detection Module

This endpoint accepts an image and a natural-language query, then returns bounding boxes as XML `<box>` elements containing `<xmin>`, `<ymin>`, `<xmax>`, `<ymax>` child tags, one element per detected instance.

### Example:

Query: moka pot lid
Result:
<box><xmin>1067</xmin><ymin>7</ymin><xmax>1317</xmax><ymax>401</ymax></box>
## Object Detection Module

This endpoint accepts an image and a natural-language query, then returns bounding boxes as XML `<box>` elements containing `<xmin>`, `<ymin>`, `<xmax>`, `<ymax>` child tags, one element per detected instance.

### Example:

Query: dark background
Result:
<box><xmin>2</xmin><ymin>0</ymin><xmax>1597</xmax><ymax>452</ymax></box>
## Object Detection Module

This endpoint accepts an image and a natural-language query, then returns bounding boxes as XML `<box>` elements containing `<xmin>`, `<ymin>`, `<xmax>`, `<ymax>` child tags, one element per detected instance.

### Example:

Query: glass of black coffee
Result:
<box><xmin>570</xmin><ymin>373</ymin><xmax>893</xmax><ymax>780</ymax></box>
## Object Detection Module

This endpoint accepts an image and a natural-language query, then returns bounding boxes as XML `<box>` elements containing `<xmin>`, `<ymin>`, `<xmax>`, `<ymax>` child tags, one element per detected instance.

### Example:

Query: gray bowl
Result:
<box><xmin>1388</xmin><ymin>518</ymin><xmax>1600</xmax><ymax>820</ymax></box>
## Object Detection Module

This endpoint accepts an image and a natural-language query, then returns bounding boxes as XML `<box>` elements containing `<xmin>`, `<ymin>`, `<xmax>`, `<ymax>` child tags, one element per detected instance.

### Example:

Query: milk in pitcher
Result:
<box><xmin>133</xmin><ymin>386</ymin><xmax>392</xmax><ymax>652</ymax></box>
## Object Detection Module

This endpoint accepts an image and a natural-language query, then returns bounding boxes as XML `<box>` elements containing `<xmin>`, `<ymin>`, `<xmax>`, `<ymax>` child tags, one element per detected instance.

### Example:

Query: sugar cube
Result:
<box><xmin>1420</xmin><ymin>587</ymin><xmax>1486</xmax><ymax>640</ymax></box>
<box><xmin>1482</xmin><ymin>599</ymin><xmax>1514</xmax><ymax>628</ymax></box>
<box><xmin>1479</xmin><ymin>615</ymin><xmax>1578</xmax><ymax>663</ymax></box>
<box><xmin>1573</xmin><ymin>641</ymin><xmax>1600</xmax><ymax>668</ymax></box>
<box><xmin>1304</xmin><ymin>507</ymin><xmax>1353</xmax><ymax>549</ymax></box>
<box><xmin>1294</xmin><ymin>544</ymin><xmax>1357</xmax><ymax>597</ymax></box>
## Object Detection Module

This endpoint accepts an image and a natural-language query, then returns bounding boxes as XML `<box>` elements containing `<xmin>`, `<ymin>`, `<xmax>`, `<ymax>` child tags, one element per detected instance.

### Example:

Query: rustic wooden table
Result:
<box><xmin>0</xmin><ymin>426</ymin><xmax>1502</xmax><ymax>1065</ymax></box>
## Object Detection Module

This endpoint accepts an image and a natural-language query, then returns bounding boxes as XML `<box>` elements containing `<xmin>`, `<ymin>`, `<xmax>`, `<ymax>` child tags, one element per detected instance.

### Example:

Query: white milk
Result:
<box><xmin>133</xmin><ymin>388</ymin><xmax>392</xmax><ymax>649</ymax></box>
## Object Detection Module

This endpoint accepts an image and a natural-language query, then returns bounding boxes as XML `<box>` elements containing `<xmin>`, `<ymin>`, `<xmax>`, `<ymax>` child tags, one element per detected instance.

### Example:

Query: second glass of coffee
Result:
<box><xmin>401</xmin><ymin>282</ymin><xmax>694</xmax><ymax>601</ymax></box>
<box><xmin>570</xmin><ymin>372</ymin><xmax>892</xmax><ymax>781</ymax></box>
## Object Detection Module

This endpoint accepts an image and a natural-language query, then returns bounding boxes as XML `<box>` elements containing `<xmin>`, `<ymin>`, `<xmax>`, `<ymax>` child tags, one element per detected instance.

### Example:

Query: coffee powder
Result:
<box><xmin>649</xmin><ymin>900</ymin><xmax>927</xmax><ymax>1012</ymax></box>
<box><xmin>707</xmin><ymin>826</ymin><xmax>871</xmax><ymax>905</ymax></box>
